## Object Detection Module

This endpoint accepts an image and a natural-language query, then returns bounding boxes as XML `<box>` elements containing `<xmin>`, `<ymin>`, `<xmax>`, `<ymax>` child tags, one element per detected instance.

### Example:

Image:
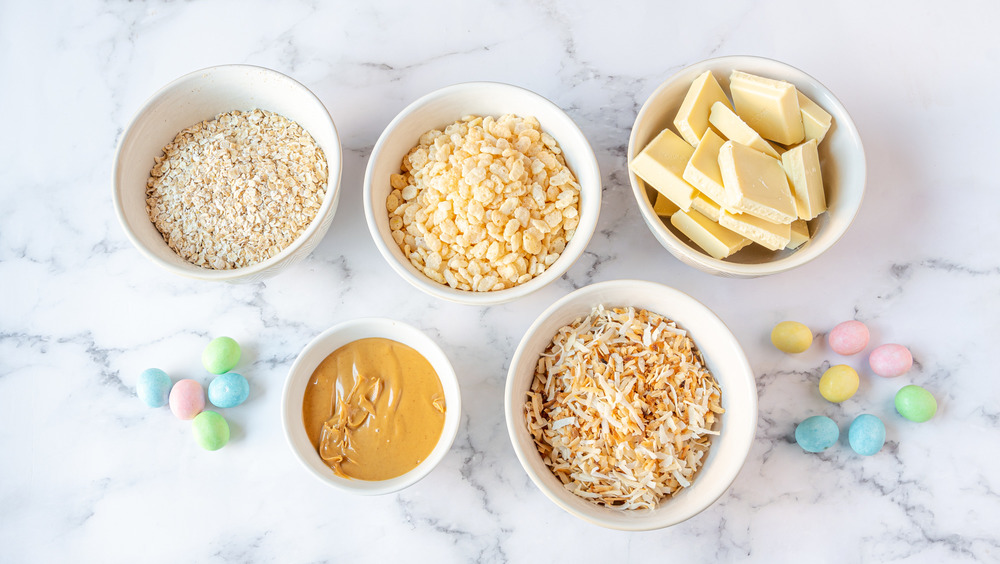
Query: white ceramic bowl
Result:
<box><xmin>282</xmin><ymin>318</ymin><xmax>462</xmax><ymax>495</ymax></box>
<box><xmin>363</xmin><ymin>82</ymin><xmax>601</xmax><ymax>305</ymax></box>
<box><xmin>628</xmin><ymin>56</ymin><xmax>866</xmax><ymax>277</ymax></box>
<box><xmin>504</xmin><ymin>279</ymin><xmax>757</xmax><ymax>530</ymax></box>
<box><xmin>113</xmin><ymin>64</ymin><xmax>343</xmax><ymax>283</ymax></box>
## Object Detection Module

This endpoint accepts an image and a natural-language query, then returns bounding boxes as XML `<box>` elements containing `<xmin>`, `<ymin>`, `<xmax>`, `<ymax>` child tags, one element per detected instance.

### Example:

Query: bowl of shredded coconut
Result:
<box><xmin>504</xmin><ymin>279</ymin><xmax>757</xmax><ymax>530</ymax></box>
<box><xmin>113</xmin><ymin>65</ymin><xmax>343</xmax><ymax>282</ymax></box>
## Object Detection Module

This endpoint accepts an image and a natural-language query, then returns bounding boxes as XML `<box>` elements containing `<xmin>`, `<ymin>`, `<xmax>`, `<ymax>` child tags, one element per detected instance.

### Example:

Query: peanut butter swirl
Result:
<box><xmin>302</xmin><ymin>338</ymin><xmax>445</xmax><ymax>481</ymax></box>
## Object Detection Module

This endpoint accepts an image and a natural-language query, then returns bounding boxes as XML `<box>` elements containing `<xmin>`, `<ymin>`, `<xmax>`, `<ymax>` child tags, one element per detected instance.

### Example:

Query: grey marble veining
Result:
<box><xmin>2</xmin><ymin>0</ymin><xmax>999</xmax><ymax>562</ymax></box>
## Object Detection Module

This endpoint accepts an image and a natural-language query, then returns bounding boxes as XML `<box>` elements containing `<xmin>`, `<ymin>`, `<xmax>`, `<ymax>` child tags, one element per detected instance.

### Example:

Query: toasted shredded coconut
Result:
<box><xmin>524</xmin><ymin>305</ymin><xmax>724</xmax><ymax>510</ymax></box>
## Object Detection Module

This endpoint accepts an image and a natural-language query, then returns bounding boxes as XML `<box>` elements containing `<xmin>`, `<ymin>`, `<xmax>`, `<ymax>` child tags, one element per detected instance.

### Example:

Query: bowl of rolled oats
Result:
<box><xmin>113</xmin><ymin>64</ymin><xmax>342</xmax><ymax>282</ymax></box>
<box><xmin>363</xmin><ymin>82</ymin><xmax>601</xmax><ymax>305</ymax></box>
<box><xmin>504</xmin><ymin>279</ymin><xmax>757</xmax><ymax>530</ymax></box>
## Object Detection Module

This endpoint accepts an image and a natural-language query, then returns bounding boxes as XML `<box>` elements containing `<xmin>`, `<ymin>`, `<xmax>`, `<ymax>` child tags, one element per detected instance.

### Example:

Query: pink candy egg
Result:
<box><xmin>869</xmin><ymin>344</ymin><xmax>913</xmax><ymax>377</ymax></box>
<box><xmin>828</xmin><ymin>320</ymin><xmax>870</xmax><ymax>355</ymax></box>
<box><xmin>169</xmin><ymin>379</ymin><xmax>205</xmax><ymax>420</ymax></box>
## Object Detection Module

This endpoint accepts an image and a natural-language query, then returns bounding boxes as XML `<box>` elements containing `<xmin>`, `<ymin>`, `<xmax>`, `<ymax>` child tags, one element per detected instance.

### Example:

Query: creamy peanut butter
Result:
<box><xmin>302</xmin><ymin>337</ymin><xmax>445</xmax><ymax>481</ymax></box>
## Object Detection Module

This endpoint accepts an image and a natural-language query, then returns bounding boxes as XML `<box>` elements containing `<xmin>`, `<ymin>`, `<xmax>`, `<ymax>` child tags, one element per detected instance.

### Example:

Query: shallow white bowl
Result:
<box><xmin>628</xmin><ymin>56</ymin><xmax>866</xmax><ymax>277</ymax></box>
<box><xmin>363</xmin><ymin>82</ymin><xmax>601</xmax><ymax>305</ymax></box>
<box><xmin>113</xmin><ymin>64</ymin><xmax>343</xmax><ymax>283</ymax></box>
<box><xmin>282</xmin><ymin>318</ymin><xmax>462</xmax><ymax>495</ymax></box>
<box><xmin>504</xmin><ymin>279</ymin><xmax>757</xmax><ymax>530</ymax></box>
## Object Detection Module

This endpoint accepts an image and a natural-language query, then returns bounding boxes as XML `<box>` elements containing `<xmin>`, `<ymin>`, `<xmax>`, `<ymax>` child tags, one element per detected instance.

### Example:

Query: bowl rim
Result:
<box><xmin>111</xmin><ymin>63</ymin><xmax>343</xmax><ymax>282</ymax></box>
<box><xmin>627</xmin><ymin>55</ymin><xmax>867</xmax><ymax>277</ymax></box>
<box><xmin>503</xmin><ymin>279</ymin><xmax>757</xmax><ymax>530</ymax></box>
<box><xmin>362</xmin><ymin>80</ymin><xmax>601</xmax><ymax>305</ymax></box>
<box><xmin>281</xmin><ymin>317</ymin><xmax>462</xmax><ymax>495</ymax></box>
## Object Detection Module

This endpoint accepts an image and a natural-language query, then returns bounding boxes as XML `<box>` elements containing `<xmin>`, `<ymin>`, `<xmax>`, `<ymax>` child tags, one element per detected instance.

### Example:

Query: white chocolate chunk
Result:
<box><xmin>787</xmin><ymin>219</ymin><xmax>810</xmax><ymax>249</ymax></box>
<box><xmin>672</xmin><ymin>209</ymin><xmax>751</xmax><ymax>259</ymax></box>
<box><xmin>630</xmin><ymin>128</ymin><xmax>698</xmax><ymax>211</ymax></box>
<box><xmin>708</xmin><ymin>102</ymin><xmax>781</xmax><ymax>158</ymax></box>
<box><xmin>691</xmin><ymin>193</ymin><xmax>722</xmax><ymax>222</ymax></box>
<box><xmin>674</xmin><ymin>71</ymin><xmax>733</xmax><ymax>147</ymax></box>
<box><xmin>729</xmin><ymin>71</ymin><xmax>804</xmax><ymax>145</ymax></box>
<box><xmin>653</xmin><ymin>192</ymin><xmax>680</xmax><ymax>217</ymax></box>
<box><xmin>682</xmin><ymin>129</ymin><xmax>728</xmax><ymax>207</ymax></box>
<box><xmin>719</xmin><ymin>211</ymin><xmax>791</xmax><ymax>251</ymax></box>
<box><xmin>781</xmin><ymin>138</ymin><xmax>827</xmax><ymax>220</ymax></box>
<box><xmin>797</xmin><ymin>91</ymin><xmax>833</xmax><ymax>144</ymax></box>
<box><xmin>718</xmin><ymin>141</ymin><xmax>797</xmax><ymax>224</ymax></box>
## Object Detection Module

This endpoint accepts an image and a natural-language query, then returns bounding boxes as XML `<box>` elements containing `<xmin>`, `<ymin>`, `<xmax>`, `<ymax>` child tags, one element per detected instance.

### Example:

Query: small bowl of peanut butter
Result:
<box><xmin>282</xmin><ymin>318</ymin><xmax>462</xmax><ymax>495</ymax></box>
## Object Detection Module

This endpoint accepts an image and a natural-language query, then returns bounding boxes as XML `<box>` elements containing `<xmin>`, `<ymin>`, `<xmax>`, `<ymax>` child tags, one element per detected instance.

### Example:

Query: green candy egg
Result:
<box><xmin>192</xmin><ymin>410</ymin><xmax>230</xmax><ymax>451</ymax></box>
<box><xmin>202</xmin><ymin>336</ymin><xmax>241</xmax><ymax>375</ymax></box>
<box><xmin>895</xmin><ymin>385</ymin><xmax>937</xmax><ymax>422</ymax></box>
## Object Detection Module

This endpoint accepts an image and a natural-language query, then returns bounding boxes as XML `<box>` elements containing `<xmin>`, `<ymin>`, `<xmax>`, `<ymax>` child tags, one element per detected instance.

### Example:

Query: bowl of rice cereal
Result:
<box><xmin>504</xmin><ymin>279</ymin><xmax>757</xmax><ymax>530</ymax></box>
<box><xmin>113</xmin><ymin>64</ymin><xmax>343</xmax><ymax>282</ymax></box>
<box><xmin>363</xmin><ymin>82</ymin><xmax>601</xmax><ymax>305</ymax></box>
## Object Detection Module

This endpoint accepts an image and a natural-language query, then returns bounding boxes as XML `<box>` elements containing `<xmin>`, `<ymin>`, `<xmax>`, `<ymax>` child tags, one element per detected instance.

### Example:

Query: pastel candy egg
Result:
<box><xmin>828</xmin><ymin>320</ymin><xmax>869</xmax><ymax>355</ymax></box>
<box><xmin>770</xmin><ymin>321</ymin><xmax>813</xmax><ymax>353</ymax></box>
<box><xmin>192</xmin><ymin>410</ymin><xmax>230</xmax><ymax>451</ymax></box>
<box><xmin>819</xmin><ymin>364</ymin><xmax>859</xmax><ymax>403</ymax></box>
<box><xmin>895</xmin><ymin>385</ymin><xmax>937</xmax><ymax>422</ymax></box>
<box><xmin>869</xmin><ymin>344</ymin><xmax>912</xmax><ymax>378</ymax></box>
<box><xmin>848</xmin><ymin>414</ymin><xmax>886</xmax><ymax>456</ymax></box>
<box><xmin>169</xmin><ymin>379</ymin><xmax>205</xmax><ymax>420</ymax></box>
<box><xmin>203</xmin><ymin>337</ymin><xmax>241</xmax><ymax>375</ymax></box>
<box><xmin>795</xmin><ymin>415</ymin><xmax>839</xmax><ymax>453</ymax></box>
<box><xmin>137</xmin><ymin>368</ymin><xmax>172</xmax><ymax>408</ymax></box>
<box><xmin>208</xmin><ymin>372</ymin><xmax>249</xmax><ymax>408</ymax></box>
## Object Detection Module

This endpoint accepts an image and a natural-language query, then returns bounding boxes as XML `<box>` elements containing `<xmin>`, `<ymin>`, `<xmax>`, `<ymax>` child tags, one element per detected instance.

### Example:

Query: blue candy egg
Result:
<box><xmin>795</xmin><ymin>415</ymin><xmax>839</xmax><ymax>453</ymax></box>
<box><xmin>208</xmin><ymin>372</ymin><xmax>249</xmax><ymax>408</ymax></box>
<box><xmin>848</xmin><ymin>414</ymin><xmax>886</xmax><ymax>456</ymax></box>
<box><xmin>138</xmin><ymin>368</ymin><xmax>172</xmax><ymax>408</ymax></box>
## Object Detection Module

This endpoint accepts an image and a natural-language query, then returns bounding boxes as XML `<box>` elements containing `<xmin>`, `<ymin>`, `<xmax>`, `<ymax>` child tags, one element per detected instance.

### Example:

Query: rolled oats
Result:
<box><xmin>146</xmin><ymin>109</ymin><xmax>328</xmax><ymax>270</ymax></box>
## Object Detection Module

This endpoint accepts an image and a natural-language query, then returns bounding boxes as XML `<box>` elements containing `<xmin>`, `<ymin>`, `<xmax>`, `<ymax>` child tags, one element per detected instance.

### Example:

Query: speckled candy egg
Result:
<box><xmin>869</xmin><ymin>344</ymin><xmax>912</xmax><ymax>378</ymax></box>
<box><xmin>208</xmin><ymin>372</ymin><xmax>249</xmax><ymax>408</ymax></box>
<box><xmin>169</xmin><ymin>379</ymin><xmax>205</xmax><ymax>420</ymax></box>
<box><xmin>828</xmin><ymin>320</ymin><xmax>869</xmax><ymax>355</ymax></box>
<box><xmin>192</xmin><ymin>410</ymin><xmax>230</xmax><ymax>451</ymax></box>
<box><xmin>819</xmin><ymin>364</ymin><xmax>860</xmax><ymax>403</ymax></box>
<box><xmin>137</xmin><ymin>368</ymin><xmax>172</xmax><ymax>408</ymax></box>
<box><xmin>770</xmin><ymin>321</ymin><xmax>813</xmax><ymax>353</ymax></box>
<box><xmin>202</xmin><ymin>336</ymin><xmax>241</xmax><ymax>375</ymax></box>
<box><xmin>895</xmin><ymin>385</ymin><xmax>937</xmax><ymax>422</ymax></box>
<box><xmin>848</xmin><ymin>414</ymin><xmax>886</xmax><ymax>456</ymax></box>
<box><xmin>795</xmin><ymin>415</ymin><xmax>840</xmax><ymax>453</ymax></box>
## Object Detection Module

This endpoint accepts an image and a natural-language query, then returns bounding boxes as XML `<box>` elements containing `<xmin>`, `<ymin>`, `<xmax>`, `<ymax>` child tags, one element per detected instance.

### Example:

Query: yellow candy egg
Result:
<box><xmin>819</xmin><ymin>364</ymin><xmax>859</xmax><ymax>403</ymax></box>
<box><xmin>770</xmin><ymin>321</ymin><xmax>813</xmax><ymax>353</ymax></box>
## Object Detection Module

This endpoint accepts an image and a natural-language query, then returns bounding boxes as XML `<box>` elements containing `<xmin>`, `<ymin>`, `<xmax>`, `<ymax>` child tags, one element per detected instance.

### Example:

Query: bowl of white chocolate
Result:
<box><xmin>627</xmin><ymin>56</ymin><xmax>866</xmax><ymax>277</ymax></box>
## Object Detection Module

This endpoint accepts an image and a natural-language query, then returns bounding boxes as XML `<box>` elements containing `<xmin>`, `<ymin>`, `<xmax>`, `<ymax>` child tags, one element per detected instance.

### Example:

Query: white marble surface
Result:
<box><xmin>2</xmin><ymin>1</ymin><xmax>999</xmax><ymax>562</ymax></box>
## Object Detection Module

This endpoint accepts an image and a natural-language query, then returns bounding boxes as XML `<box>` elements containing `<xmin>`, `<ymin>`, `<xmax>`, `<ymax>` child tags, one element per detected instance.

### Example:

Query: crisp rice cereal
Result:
<box><xmin>525</xmin><ymin>305</ymin><xmax>724</xmax><ymax>510</ymax></box>
<box><xmin>386</xmin><ymin>114</ymin><xmax>581</xmax><ymax>292</ymax></box>
<box><xmin>146</xmin><ymin>109</ymin><xmax>327</xmax><ymax>270</ymax></box>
